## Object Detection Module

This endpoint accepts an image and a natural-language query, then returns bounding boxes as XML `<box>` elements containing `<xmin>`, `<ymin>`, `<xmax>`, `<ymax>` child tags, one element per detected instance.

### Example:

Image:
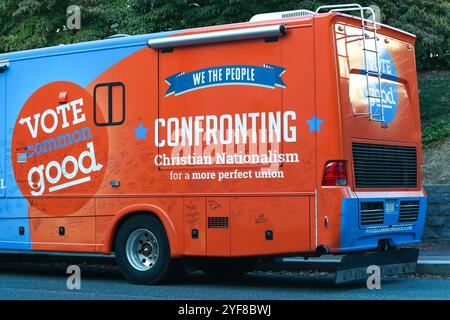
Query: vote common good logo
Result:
<box><xmin>363</xmin><ymin>49</ymin><xmax>399</xmax><ymax>125</ymax></box>
<box><xmin>12</xmin><ymin>81</ymin><xmax>108</xmax><ymax>215</ymax></box>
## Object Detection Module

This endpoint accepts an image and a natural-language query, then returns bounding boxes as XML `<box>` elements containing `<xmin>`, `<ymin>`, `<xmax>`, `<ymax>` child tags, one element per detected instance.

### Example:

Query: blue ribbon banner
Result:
<box><xmin>165</xmin><ymin>64</ymin><xmax>286</xmax><ymax>97</ymax></box>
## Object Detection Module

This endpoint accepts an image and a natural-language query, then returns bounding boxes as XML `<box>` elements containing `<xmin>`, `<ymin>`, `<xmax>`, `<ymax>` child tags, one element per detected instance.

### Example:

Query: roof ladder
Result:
<box><xmin>316</xmin><ymin>4</ymin><xmax>385</xmax><ymax>123</ymax></box>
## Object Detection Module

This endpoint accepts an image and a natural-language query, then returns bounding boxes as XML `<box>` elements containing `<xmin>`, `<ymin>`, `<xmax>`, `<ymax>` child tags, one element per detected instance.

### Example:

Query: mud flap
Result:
<box><xmin>335</xmin><ymin>248</ymin><xmax>419</xmax><ymax>284</ymax></box>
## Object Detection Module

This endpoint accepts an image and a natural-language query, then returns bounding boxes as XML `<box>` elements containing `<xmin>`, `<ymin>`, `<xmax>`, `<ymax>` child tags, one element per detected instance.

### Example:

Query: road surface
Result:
<box><xmin>0</xmin><ymin>258</ymin><xmax>449</xmax><ymax>300</ymax></box>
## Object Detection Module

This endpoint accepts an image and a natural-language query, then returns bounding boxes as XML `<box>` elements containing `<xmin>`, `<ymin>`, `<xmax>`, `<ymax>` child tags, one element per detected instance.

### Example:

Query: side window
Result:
<box><xmin>93</xmin><ymin>82</ymin><xmax>125</xmax><ymax>126</ymax></box>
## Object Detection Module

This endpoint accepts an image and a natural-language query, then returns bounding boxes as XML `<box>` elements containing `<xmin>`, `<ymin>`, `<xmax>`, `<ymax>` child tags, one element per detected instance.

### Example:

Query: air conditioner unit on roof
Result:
<box><xmin>250</xmin><ymin>9</ymin><xmax>315</xmax><ymax>22</ymax></box>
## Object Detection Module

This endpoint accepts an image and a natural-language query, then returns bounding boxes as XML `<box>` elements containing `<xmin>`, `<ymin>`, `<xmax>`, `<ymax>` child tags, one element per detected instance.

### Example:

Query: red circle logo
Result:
<box><xmin>12</xmin><ymin>81</ymin><xmax>108</xmax><ymax>216</ymax></box>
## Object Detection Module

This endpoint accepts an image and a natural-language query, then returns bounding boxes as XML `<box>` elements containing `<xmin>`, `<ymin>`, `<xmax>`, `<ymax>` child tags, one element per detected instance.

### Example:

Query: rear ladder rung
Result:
<box><xmin>363</xmin><ymin>48</ymin><xmax>379</xmax><ymax>53</ymax></box>
<box><xmin>366</xmin><ymin>70</ymin><xmax>381</xmax><ymax>76</ymax></box>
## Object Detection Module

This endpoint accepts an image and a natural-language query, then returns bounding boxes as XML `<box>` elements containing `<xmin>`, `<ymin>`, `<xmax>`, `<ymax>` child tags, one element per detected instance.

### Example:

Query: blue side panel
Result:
<box><xmin>340</xmin><ymin>197</ymin><xmax>427</xmax><ymax>252</ymax></box>
<box><xmin>0</xmin><ymin>72</ymin><xmax>5</xmax><ymax>198</ymax></box>
<box><xmin>0</xmin><ymin>30</ymin><xmax>178</xmax><ymax>250</ymax></box>
<box><xmin>0</xmin><ymin>220</ymin><xmax>31</xmax><ymax>250</ymax></box>
<box><xmin>0</xmin><ymin>200</ymin><xmax>31</xmax><ymax>250</ymax></box>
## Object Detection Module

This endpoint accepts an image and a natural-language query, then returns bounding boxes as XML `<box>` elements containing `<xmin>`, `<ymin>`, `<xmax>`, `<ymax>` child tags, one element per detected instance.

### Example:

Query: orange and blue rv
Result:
<box><xmin>0</xmin><ymin>4</ymin><xmax>426</xmax><ymax>284</ymax></box>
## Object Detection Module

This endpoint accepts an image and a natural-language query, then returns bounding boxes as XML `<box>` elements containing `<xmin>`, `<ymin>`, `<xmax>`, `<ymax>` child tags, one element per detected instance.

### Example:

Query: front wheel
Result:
<box><xmin>114</xmin><ymin>214</ymin><xmax>179</xmax><ymax>284</ymax></box>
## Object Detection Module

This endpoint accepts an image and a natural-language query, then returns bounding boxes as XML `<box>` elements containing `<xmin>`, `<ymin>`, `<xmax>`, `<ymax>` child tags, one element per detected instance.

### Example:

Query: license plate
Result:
<box><xmin>385</xmin><ymin>201</ymin><xmax>396</xmax><ymax>214</ymax></box>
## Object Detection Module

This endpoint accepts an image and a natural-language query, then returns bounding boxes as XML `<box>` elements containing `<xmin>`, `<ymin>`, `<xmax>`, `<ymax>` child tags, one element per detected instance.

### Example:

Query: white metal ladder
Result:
<box><xmin>316</xmin><ymin>4</ymin><xmax>385</xmax><ymax>123</ymax></box>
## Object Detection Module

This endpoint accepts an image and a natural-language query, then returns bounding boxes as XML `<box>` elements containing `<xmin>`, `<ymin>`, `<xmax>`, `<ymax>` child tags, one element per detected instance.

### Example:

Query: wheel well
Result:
<box><xmin>111</xmin><ymin>211</ymin><xmax>164</xmax><ymax>252</ymax></box>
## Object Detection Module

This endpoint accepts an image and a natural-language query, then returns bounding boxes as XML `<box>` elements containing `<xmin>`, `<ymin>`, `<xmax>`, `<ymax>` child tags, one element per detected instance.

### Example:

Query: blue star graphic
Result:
<box><xmin>306</xmin><ymin>115</ymin><xmax>324</xmax><ymax>133</ymax></box>
<box><xmin>134</xmin><ymin>122</ymin><xmax>149</xmax><ymax>140</ymax></box>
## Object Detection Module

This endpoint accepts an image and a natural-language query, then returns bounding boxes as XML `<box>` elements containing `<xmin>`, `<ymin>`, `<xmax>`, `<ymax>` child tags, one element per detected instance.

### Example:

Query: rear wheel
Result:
<box><xmin>114</xmin><ymin>214</ymin><xmax>180</xmax><ymax>284</ymax></box>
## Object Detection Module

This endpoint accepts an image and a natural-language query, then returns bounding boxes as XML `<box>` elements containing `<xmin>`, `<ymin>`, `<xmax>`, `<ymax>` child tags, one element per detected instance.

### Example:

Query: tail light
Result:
<box><xmin>322</xmin><ymin>161</ymin><xmax>347</xmax><ymax>186</ymax></box>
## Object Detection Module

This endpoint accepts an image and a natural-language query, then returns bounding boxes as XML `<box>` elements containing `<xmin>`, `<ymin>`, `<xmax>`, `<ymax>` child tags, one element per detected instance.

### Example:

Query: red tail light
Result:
<box><xmin>322</xmin><ymin>161</ymin><xmax>348</xmax><ymax>186</ymax></box>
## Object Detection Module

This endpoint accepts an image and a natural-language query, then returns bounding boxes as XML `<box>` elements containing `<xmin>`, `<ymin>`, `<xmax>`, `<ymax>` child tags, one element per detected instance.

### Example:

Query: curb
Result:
<box><xmin>258</xmin><ymin>256</ymin><xmax>450</xmax><ymax>276</ymax></box>
<box><xmin>416</xmin><ymin>258</ymin><xmax>450</xmax><ymax>275</ymax></box>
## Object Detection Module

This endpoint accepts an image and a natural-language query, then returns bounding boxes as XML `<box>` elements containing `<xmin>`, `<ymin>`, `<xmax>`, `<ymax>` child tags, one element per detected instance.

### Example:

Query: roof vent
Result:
<box><xmin>250</xmin><ymin>9</ymin><xmax>315</xmax><ymax>22</ymax></box>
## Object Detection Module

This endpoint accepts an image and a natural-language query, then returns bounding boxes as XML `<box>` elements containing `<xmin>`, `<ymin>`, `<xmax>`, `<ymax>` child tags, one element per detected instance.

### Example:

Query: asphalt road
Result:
<box><xmin>0</xmin><ymin>259</ymin><xmax>449</xmax><ymax>300</ymax></box>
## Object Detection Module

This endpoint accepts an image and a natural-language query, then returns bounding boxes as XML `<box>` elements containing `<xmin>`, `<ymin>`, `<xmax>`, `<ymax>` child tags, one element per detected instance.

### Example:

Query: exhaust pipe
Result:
<box><xmin>316</xmin><ymin>245</ymin><xmax>330</xmax><ymax>256</ymax></box>
<box><xmin>378</xmin><ymin>240</ymin><xmax>390</xmax><ymax>252</ymax></box>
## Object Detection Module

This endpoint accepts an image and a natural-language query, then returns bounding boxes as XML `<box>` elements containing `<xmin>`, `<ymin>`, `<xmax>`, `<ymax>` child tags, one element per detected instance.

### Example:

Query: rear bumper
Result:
<box><xmin>335</xmin><ymin>248</ymin><xmax>420</xmax><ymax>284</ymax></box>
<box><xmin>339</xmin><ymin>192</ymin><xmax>427</xmax><ymax>252</ymax></box>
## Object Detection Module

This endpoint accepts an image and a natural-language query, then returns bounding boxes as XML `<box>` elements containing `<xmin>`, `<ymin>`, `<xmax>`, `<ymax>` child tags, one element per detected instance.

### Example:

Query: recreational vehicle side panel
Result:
<box><xmin>0</xmin><ymin>70</ymin><xmax>4</xmax><ymax>199</ymax></box>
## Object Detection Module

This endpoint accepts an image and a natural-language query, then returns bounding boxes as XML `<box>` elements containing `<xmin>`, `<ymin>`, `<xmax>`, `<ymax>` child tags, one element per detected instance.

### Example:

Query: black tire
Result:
<box><xmin>201</xmin><ymin>258</ymin><xmax>257</xmax><ymax>278</ymax></box>
<box><xmin>114</xmin><ymin>214</ymin><xmax>180</xmax><ymax>285</ymax></box>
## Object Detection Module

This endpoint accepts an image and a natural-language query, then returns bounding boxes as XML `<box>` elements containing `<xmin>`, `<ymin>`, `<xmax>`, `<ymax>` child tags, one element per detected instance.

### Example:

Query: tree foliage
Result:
<box><xmin>0</xmin><ymin>0</ymin><xmax>448</xmax><ymax>70</ymax></box>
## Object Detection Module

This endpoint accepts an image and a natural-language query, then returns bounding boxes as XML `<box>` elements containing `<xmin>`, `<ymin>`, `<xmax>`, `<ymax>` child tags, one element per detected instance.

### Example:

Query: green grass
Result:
<box><xmin>419</xmin><ymin>70</ymin><xmax>450</xmax><ymax>147</ymax></box>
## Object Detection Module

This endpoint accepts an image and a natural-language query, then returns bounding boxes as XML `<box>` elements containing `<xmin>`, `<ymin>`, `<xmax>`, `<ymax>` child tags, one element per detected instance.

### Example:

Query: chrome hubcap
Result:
<box><xmin>126</xmin><ymin>229</ymin><xmax>159</xmax><ymax>271</ymax></box>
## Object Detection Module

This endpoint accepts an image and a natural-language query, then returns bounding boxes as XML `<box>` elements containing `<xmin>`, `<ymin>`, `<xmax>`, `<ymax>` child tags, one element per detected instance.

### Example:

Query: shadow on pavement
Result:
<box><xmin>0</xmin><ymin>254</ymin><xmax>401</xmax><ymax>290</ymax></box>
